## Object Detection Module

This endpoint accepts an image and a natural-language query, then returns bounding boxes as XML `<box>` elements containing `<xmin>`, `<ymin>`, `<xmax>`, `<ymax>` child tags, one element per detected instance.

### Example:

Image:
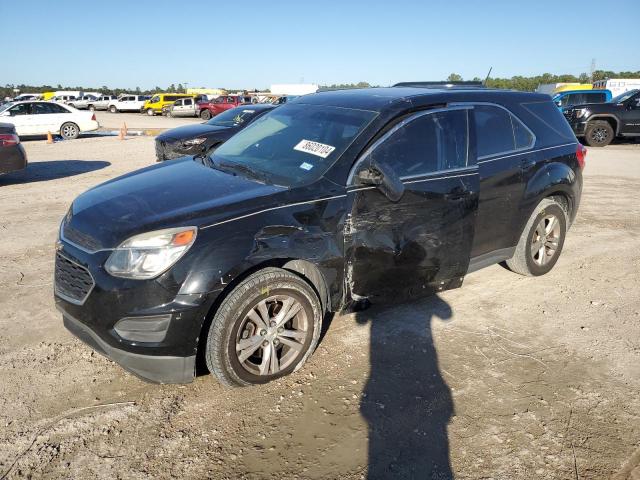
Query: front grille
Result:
<box><xmin>55</xmin><ymin>253</ymin><xmax>95</xmax><ymax>304</ymax></box>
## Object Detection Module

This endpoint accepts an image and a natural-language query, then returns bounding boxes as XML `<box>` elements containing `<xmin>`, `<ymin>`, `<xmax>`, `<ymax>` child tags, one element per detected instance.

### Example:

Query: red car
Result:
<box><xmin>198</xmin><ymin>95</ymin><xmax>253</xmax><ymax>120</ymax></box>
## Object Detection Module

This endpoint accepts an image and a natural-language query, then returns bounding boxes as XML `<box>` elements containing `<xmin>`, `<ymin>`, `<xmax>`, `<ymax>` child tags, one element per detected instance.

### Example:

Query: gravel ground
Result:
<box><xmin>92</xmin><ymin>111</ymin><xmax>201</xmax><ymax>130</ymax></box>
<box><xmin>0</xmin><ymin>136</ymin><xmax>639</xmax><ymax>479</ymax></box>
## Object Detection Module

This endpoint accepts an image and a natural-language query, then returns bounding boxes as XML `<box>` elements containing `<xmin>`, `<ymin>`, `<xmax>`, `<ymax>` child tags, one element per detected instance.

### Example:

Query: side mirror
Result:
<box><xmin>356</xmin><ymin>160</ymin><xmax>405</xmax><ymax>202</ymax></box>
<box><xmin>555</xmin><ymin>100</ymin><xmax>562</xmax><ymax>107</ymax></box>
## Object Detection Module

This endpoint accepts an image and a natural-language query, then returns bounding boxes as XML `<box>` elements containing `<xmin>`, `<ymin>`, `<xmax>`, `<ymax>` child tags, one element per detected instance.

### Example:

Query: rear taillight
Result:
<box><xmin>576</xmin><ymin>144</ymin><xmax>587</xmax><ymax>170</ymax></box>
<box><xmin>91</xmin><ymin>113</ymin><xmax>96</xmax><ymax>121</ymax></box>
<box><xmin>0</xmin><ymin>133</ymin><xmax>19</xmax><ymax>147</ymax></box>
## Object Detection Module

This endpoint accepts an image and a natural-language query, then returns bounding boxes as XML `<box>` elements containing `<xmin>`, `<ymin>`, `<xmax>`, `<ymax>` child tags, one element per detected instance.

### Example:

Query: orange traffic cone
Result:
<box><xmin>118</xmin><ymin>123</ymin><xmax>125</xmax><ymax>140</ymax></box>
<box><xmin>46</xmin><ymin>131</ymin><xmax>53</xmax><ymax>144</ymax></box>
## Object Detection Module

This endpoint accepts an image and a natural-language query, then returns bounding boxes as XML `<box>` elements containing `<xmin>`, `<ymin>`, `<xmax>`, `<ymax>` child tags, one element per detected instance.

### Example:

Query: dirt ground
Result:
<box><xmin>0</xmin><ymin>136</ymin><xmax>639</xmax><ymax>479</ymax></box>
<box><xmin>92</xmin><ymin>111</ymin><xmax>201</xmax><ymax>130</ymax></box>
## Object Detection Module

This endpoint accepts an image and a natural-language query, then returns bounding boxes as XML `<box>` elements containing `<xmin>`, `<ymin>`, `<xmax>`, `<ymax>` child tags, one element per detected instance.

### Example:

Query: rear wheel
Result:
<box><xmin>505</xmin><ymin>198</ymin><xmax>567</xmax><ymax>276</ymax></box>
<box><xmin>584</xmin><ymin>120</ymin><xmax>614</xmax><ymax>147</ymax></box>
<box><xmin>60</xmin><ymin>122</ymin><xmax>80</xmax><ymax>140</ymax></box>
<box><xmin>205</xmin><ymin>268</ymin><xmax>322</xmax><ymax>387</ymax></box>
<box><xmin>88</xmin><ymin>105</ymin><xmax>95</xmax><ymax>111</ymax></box>
<box><xmin>200</xmin><ymin>109</ymin><xmax>211</xmax><ymax>120</ymax></box>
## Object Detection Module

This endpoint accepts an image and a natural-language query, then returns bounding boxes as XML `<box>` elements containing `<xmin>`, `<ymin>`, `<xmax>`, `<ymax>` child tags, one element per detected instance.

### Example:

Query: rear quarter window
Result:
<box><xmin>520</xmin><ymin>101</ymin><xmax>576</xmax><ymax>146</ymax></box>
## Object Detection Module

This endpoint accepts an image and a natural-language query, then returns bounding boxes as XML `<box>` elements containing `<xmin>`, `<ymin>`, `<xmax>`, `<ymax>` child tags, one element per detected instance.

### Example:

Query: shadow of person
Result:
<box><xmin>0</xmin><ymin>160</ymin><xmax>110</xmax><ymax>185</ymax></box>
<box><xmin>357</xmin><ymin>294</ymin><xmax>454</xmax><ymax>479</ymax></box>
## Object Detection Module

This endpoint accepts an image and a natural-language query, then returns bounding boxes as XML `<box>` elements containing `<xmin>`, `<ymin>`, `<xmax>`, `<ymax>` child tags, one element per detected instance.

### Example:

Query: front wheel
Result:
<box><xmin>146</xmin><ymin>108</ymin><xmax>155</xmax><ymax>116</ymax></box>
<box><xmin>584</xmin><ymin>120</ymin><xmax>614</xmax><ymax>147</ymax></box>
<box><xmin>60</xmin><ymin>122</ymin><xmax>80</xmax><ymax>140</ymax></box>
<box><xmin>200</xmin><ymin>110</ymin><xmax>211</xmax><ymax>120</ymax></box>
<box><xmin>505</xmin><ymin>198</ymin><xmax>567</xmax><ymax>276</ymax></box>
<box><xmin>109</xmin><ymin>105</ymin><xmax>117</xmax><ymax>113</ymax></box>
<box><xmin>205</xmin><ymin>268</ymin><xmax>322</xmax><ymax>387</ymax></box>
<box><xmin>88</xmin><ymin>105</ymin><xmax>95</xmax><ymax>111</ymax></box>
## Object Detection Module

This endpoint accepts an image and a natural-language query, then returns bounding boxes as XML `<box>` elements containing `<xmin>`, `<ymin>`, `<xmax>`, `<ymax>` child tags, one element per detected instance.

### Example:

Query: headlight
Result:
<box><xmin>105</xmin><ymin>227</ymin><xmax>197</xmax><ymax>279</ymax></box>
<box><xmin>575</xmin><ymin>108</ymin><xmax>589</xmax><ymax>119</ymax></box>
<box><xmin>183</xmin><ymin>137</ymin><xmax>206</xmax><ymax>147</ymax></box>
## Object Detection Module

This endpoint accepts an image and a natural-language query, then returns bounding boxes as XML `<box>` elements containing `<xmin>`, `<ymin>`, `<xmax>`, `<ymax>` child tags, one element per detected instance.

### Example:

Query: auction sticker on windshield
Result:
<box><xmin>294</xmin><ymin>139</ymin><xmax>335</xmax><ymax>159</ymax></box>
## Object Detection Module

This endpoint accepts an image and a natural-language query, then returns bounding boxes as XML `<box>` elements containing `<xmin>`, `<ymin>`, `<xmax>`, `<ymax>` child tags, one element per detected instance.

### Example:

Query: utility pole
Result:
<box><xmin>590</xmin><ymin>58</ymin><xmax>596</xmax><ymax>83</ymax></box>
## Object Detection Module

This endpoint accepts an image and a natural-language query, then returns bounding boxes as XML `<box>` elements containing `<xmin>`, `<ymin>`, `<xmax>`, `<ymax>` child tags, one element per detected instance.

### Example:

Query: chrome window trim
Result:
<box><xmin>346</xmin><ymin>105</ymin><xmax>474</xmax><ymax>186</ymax></box>
<box><xmin>476</xmin><ymin>142</ymin><xmax>577</xmax><ymax>164</ymax></box>
<box><xmin>449</xmin><ymin>101</ymin><xmax>537</xmax><ymax>160</ymax></box>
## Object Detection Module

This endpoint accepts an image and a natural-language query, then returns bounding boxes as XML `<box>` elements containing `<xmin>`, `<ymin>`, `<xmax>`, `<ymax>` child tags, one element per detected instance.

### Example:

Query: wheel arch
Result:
<box><xmin>193</xmin><ymin>257</ymin><xmax>331</xmax><ymax>375</ymax></box>
<box><xmin>516</xmin><ymin>161</ymin><xmax>580</xmax><ymax>241</ymax></box>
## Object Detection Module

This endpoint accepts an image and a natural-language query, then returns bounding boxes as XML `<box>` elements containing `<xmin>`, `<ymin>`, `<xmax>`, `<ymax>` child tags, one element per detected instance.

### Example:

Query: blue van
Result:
<box><xmin>552</xmin><ymin>89</ymin><xmax>612</xmax><ymax>109</ymax></box>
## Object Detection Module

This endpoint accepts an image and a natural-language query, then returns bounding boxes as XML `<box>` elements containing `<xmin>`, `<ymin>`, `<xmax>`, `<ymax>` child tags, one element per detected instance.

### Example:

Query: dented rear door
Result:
<box><xmin>344</xmin><ymin>107</ymin><xmax>479</xmax><ymax>302</ymax></box>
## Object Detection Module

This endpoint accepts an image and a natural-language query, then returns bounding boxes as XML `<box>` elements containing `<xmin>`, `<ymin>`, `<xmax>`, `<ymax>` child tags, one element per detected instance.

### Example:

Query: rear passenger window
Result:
<box><xmin>474</xmin><ymin>105</ymin><xmax>515</xmax><ymax>157</ymax></box>
<box><xmin>585</xmin><ymin>93</ymin><xmax>606</xmax><ymax>103</ymax></box>
<box><xmin>511</xmin><ymin>115</ymin><xmax>534</xmax><ymax>149</ymax></box>
<box><xmin>370</xmin><ymin>109</ymin><xmax>469</xmax><ymax>177</ymax></box>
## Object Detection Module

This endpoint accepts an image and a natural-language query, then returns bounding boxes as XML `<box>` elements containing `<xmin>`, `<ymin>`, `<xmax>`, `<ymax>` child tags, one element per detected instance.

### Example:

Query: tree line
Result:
<box><xmin>321</xmin><ymin>70</ymin><xmax>640</xmax><ymax>91</ymax></box>
<box><xmin>3</xmin><ymin>70</ymin><xmax>640</xmax><ymax>99</ymax></box>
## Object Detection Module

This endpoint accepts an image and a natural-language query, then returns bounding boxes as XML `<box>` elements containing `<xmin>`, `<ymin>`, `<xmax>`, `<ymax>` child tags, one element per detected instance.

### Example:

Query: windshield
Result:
<box><xmin>207</xmin><ymin>108</ymin><xmax>263</xmax><ymax>127</ymax></box>
<box><xmin>149</xmin><ymin>95</ymin><xmax>160</xmax><ymax>103</ymax></box>
<box><xmin>609</xmin><ymin>90</ymin><xmax>639</xmax><ymax>103</ymax></box>
<box><xmin>209</xmin><ymin>104</ymin><xmax>377</xmax><ymax>187</ymax></box>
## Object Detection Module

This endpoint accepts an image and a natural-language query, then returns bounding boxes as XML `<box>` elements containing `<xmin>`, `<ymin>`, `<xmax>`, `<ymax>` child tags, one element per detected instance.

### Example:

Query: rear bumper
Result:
<box><xmin>0</xmin><ymin>144</ymin><xmax>28</xmax><ymax>174</ymax></box>
<box><xmin>60</xmin><ymin>307</ymin><xmax>196</xmax><ymax>384</ymax></box>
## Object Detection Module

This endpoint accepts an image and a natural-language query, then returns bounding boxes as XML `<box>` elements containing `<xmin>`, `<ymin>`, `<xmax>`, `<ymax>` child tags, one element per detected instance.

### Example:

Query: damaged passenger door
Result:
<box><xmin>345</xmin><ymin>106</ymin><xmax>479</xmax><ymax>302</ymax></box>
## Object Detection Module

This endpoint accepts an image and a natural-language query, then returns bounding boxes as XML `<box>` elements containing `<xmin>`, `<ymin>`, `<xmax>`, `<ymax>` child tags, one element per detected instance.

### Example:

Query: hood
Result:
<box><xmin>64</xmin><ymin>158</ymin><xmax>285</xmax><ymax>250</ymax></box>
<box><xmin>157</xmin><ymin>123</ymin><xmax>231</xmax><ymax>142</ymax></box>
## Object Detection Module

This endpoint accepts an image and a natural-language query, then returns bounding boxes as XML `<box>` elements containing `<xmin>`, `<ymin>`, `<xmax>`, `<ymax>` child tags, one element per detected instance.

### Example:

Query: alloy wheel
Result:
<box><xmin>591</xmin><ymin>127</ymin><xmax>609</xmax><ymax>144</ymax></box>
<box><xmin>235</xmin><ymin>295</ymin><xmax>309</xmax><ymax>376</ymax></box>
<box><xmin>531</xmin><ymin>214</ymin><xmax>561</xmax><ymax>266</ymax></box>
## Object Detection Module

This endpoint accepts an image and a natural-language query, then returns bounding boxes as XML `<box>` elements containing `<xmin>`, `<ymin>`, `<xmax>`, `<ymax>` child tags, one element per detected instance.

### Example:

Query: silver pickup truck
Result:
<box><xmin>86</xmin><ymin>95</ymin><xmax>117</xmax><ymax>111</ymax></box>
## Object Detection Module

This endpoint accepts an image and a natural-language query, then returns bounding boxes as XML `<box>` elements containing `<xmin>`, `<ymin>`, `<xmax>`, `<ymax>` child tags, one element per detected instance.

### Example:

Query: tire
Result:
<box><xmin>505</xmin><ymin>198</ymin><xmax>568</xmax><ymax>276</ymax></box>
<box><xmin>584</xmin><ymin>120</ymin><xmax>614</xmax><ymax>147</ymax></box>
<box><xmin>88</xmin><ymin>105</ymin><xmax>95</xmax><ymax>111</ymax></box>
<box><xmin>147</xmin><ymin>108</ymin><xmax>155</xmax><ymax>116</ymax></box>
<box><xmin>205</xmin><ymin>267</ymin><xmax>323</xmax><ymax>387</ymax></box>
<box><xmin>109</xmin><ymin>105</ymin><xmax>117</xmax><ymax>113</ymax></box>
<box><xmin>200</xmin><ymin>110</ymin><xmax>211</xmax><ymax>120</ymax></box>
<box><xmin>59</xmin><ymin>122</ymin><xmax>80</xmax><ymax>140</ymax></box>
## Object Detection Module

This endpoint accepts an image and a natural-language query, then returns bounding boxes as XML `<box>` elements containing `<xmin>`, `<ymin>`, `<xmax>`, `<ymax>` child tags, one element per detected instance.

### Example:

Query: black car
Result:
<box><xmin>563</xmin><ymin>89</ymin><xmax>640</xmax><ymax>146</ymax></box>
<box><xmin>55</xmin><ymin>86</ymin><xmax>584</xmax><ymax>386</ymax></box>
<box><xmin>0</xmin><ymin>123</ymin><xmax>27</xmax><ymax>175</ymax></box>
<box><xmin>155</xmin><ymin>104</ymin><xmax>276</xmax><ymax>161</ymax></box>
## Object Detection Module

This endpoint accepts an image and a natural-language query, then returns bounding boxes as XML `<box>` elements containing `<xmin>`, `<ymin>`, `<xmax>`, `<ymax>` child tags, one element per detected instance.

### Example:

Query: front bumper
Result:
<box><xmin>54</xmin><ymin>240</ymin><xmax>220</xmax><ymax>383</ymax></box>
<box><xmin>61</xmin><ymin>308</ymin><xmax>196</xmax><ymax>384</ymax></box>
<box><xmin>568</xmin><ymin>121</ymin><xmax>587</xmax><ymax>136</ymax></box>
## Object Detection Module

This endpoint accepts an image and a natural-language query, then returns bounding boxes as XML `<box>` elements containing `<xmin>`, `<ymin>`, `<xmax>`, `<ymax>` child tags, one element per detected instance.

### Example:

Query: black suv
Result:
<box><xmin>55</xmin><ymin>87</ymin><xmax>585</xmax><ymax>386</ymax></box>
<box><xmin>563</xmin><ymin>89</ymin><xmax>640</xmax><ymax>146</ymax></box>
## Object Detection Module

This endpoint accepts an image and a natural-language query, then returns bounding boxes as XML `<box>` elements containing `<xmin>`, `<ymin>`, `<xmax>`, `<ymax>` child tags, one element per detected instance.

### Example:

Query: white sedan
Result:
<box><xmin>0</xmin><ymin>101</ymin><xmax>100</xmax><ymax>139</ymax></box>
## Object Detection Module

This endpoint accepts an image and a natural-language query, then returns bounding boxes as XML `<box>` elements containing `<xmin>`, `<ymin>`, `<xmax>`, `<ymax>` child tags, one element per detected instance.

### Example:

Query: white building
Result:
<box><xmin>270</xmin><ymin>84</ymin><xmax>319</xmax><ymax>96</ymax></box>
<box><xmin>592</xmin><ymin>79</ymin><xmax>640</xmax><ymax>97</ymax></box>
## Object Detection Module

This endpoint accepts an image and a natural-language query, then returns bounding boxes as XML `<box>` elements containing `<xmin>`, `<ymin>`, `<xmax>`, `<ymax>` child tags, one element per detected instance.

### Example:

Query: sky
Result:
<box><xmin>2</xmin><ymin>0</ymin><xmax>639</xmax><ymax>90</ymax></box>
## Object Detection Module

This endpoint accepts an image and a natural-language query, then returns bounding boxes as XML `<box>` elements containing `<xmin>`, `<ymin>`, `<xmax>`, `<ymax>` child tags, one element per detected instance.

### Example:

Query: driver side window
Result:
<box><xmin>368</xmin><ymin>109</ymin><xmax>470</xmax><ymax>178</ymax></box>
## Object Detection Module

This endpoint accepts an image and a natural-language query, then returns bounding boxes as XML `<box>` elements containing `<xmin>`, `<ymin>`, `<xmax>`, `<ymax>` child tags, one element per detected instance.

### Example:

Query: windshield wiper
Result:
<box><xmin>217</xmin><ymin>160</ymin><xmax>271</xmax><ymax>184</ymax></box>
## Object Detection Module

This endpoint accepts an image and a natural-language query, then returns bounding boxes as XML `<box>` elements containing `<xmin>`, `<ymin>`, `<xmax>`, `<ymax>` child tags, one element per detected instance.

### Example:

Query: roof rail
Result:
<box><xmin>393</xmin><ymin>81</ymin><xmax>485</xmax><ymax>89</ymax></box>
